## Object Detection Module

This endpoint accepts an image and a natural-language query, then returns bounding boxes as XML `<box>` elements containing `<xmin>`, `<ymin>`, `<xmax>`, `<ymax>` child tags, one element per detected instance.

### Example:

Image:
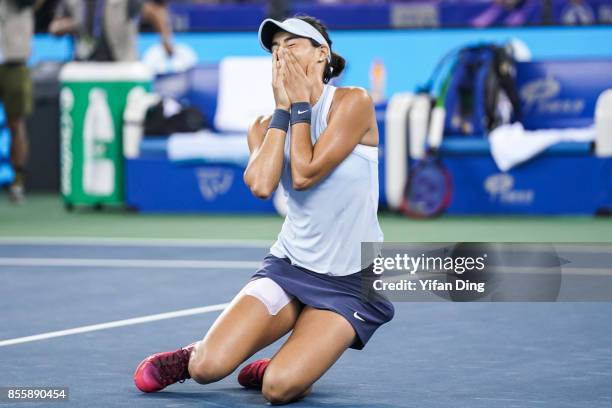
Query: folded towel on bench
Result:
<box><xmin>167</xmin><ymin>131</ymin><xmax>250</xmax><ymax>166</ymax></box>
<box><xmin>490</xmin><ymin>122</ymin><xmax>594</xmax><ymax>171</ymax></box>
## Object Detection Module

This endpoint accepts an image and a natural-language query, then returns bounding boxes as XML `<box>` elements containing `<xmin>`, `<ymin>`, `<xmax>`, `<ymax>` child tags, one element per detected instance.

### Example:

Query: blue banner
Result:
<box><xmin>517</xmin><ymin>60</ymin><xmax>612</xmax><ymax>129</ymax></box>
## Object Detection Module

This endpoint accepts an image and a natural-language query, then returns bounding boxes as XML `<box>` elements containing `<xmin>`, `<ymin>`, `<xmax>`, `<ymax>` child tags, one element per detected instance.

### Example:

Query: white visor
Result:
<box><xmin>258</xmin><ymin>18</ymin><xmax>331</xmax><ymax>62</ymax></box>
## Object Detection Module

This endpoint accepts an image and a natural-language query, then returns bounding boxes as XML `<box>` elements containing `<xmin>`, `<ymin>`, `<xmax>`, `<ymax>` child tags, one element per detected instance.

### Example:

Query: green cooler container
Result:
<box><xmin>59</xmin><ymin>62</ymin><xmax>153</xmax><ymax>209</ymax></box>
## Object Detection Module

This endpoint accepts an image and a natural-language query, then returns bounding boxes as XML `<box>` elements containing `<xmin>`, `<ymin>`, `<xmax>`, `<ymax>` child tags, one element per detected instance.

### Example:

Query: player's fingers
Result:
<box><xmin>285</xmin><ymin>53</ymin><xmax>300</xmax><ymax>78</ymax></box>
<box><xmin>288</xmin><ymin>51</ymin><xmax>305</xmax><ymax>75</ymax></box>
<box><xmin>306</xmin><ymin>56</ymin><xmax>317</xmax><ymax>80</ymax></box>
<box><xmin>281</xmin><ymin>56</ymin><xmax>294</xmax><ymax>81</ymax></box>
<box><xmin>285</xmin><ymin>50</ymin><xmax>297</xmax><ymax>71</ymax></box>
<box><xmin>280</xmin><ymin>63</ymin><xmax>290</xmax><ymax>84</ymax></box>
<box><xmin>272</xmin><ymin>52</ymin><xmax>278</xmax><ymax>78</ymax></box>
<box><xmin>272</xmin><ymin>49</ymin><xmax>278</xmax><ymax>66</ymax></box>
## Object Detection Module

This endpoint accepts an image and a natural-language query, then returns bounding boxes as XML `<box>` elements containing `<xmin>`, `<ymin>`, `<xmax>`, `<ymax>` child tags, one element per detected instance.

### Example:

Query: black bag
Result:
<box><xmin>144</xmin><ymin>99</ymin><xmax>207</xmax><ymax>136</ymax></box>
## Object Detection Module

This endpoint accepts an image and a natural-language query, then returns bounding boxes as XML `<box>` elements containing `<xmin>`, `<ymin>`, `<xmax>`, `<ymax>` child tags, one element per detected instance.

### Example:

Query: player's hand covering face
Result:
<box><xmin>272</xmin><ymin>48</ymin><xmax>291</xmax><ymax>110</ymax></box>
<box><xmin>271</xmin><ymin>31</ymin><xmax>327</xmax><ymax>104</ymax></box>
<box><xmin>279</xmin><ymin>47</ymin><xmax>317</xmax><ymax>104</ymax></box>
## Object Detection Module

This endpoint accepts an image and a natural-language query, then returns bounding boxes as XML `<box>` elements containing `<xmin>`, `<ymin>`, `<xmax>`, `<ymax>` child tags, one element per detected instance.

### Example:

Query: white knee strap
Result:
<box><xmin>242</xmin><ymin>277</ymin><xmax>294</xmax><ymax>315</ymax></box>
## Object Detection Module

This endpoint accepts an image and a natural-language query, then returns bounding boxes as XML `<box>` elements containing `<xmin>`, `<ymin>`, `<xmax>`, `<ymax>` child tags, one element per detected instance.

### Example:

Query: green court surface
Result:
<box><xmin>1</xmin><ymin>194</ymin><xmax>611</xmax><ymax>242</ymax></box>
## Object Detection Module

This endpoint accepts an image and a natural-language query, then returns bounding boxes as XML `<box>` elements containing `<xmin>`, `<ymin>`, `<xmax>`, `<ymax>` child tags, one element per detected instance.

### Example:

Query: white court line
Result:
<box><xmin>0</xmin><ymin>236</ymin><xmax>271</xmax><ymax>248</ymax></box>
<box><xmin>0</xmin><ymin>257</ymin><xmax>261</xmax><ymax>269</ymax></box>
<box><xmin>1</xmin><ymin>238</ymin><xmax>611</xmax><ymax>251</ymax></box>
<box><xmin>0</xmin><ymin>303</ymin><xmax>229</xmax><ymax>347</ymax></box>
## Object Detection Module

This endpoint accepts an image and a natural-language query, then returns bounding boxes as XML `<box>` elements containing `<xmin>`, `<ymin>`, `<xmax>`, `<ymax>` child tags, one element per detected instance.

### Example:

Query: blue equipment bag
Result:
<box><xmin>443</xmin><ymin>44</ymin><xmax>520</xmax><ymax>136</ymax></box>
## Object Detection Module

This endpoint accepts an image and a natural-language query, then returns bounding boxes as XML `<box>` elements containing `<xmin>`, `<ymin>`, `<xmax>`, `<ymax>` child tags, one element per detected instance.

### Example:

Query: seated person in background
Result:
<box><xmin>49</xmin><ymin>0</ymin><xmax>173</xmax><ymax>61</ymax></box>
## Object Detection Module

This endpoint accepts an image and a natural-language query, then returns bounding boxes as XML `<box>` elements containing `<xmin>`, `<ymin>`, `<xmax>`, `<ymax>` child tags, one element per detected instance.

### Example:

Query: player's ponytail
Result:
<box><xmin>326</xmin><ymin>51</ymin><xmax>346</xmax><ymax>83</ymax></box>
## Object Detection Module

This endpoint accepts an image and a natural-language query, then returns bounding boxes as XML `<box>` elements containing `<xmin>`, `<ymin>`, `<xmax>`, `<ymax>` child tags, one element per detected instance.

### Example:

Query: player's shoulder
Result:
<box><xmin>334</xmin><ymin>86</ymin><xmax>373</xmax><ymax>109</ymax></box>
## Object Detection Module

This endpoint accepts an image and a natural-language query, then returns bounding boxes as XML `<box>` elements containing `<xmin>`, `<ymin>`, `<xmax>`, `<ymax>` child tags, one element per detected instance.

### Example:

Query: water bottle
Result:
<box><xmin>83</xmin><ymin>88</ymin><xmax>115</xmax><ymax>195</ymax></box>
<box><xmin>369</xmin><ymin>59</ymin><xmax>387</xmax><ymax>104</ymax></box>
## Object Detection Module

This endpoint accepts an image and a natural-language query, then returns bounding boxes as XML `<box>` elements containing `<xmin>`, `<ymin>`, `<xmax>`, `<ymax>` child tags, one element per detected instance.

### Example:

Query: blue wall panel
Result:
<box><xmin>34</xmin><ymin>26</ymin><xmax>612</xmax><ymax>97</ymax></box>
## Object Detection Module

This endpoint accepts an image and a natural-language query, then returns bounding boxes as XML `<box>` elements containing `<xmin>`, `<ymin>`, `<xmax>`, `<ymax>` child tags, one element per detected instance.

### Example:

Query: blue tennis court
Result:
<box><xmin>2</xmin><ymin>240</ymin><xmax>611</xmax><ymax>407</ymax></box>
<box><xmin>2</xmin><ymin>0</ymin><xmax>612</xmax><ymax>405</ymax></box>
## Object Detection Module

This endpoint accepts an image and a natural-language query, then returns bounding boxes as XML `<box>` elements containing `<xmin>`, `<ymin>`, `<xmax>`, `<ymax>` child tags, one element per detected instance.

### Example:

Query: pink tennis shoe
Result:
<box><xmin>134</xmin><ymin>343</ymin><xmax>196</xmax><ymax>393</ymax></box>
<box><xmin>237</xmin><ymin>358</ymin><xmax>270</xmax><ymax>390</ymax></box>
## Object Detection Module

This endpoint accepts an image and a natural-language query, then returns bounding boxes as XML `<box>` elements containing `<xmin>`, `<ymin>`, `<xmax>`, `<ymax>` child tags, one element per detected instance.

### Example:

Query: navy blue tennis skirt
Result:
<box><xmin>251</xmin><ymin>254</ymin><xmax>395</xmax><ymax>350</ymax></box>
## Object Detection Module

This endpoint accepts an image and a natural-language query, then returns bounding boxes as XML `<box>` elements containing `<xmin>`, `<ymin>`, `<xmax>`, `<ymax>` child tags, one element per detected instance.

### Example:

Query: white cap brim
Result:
<box><xmin>258</xmin><ymin>18</ymin><xmax>329</xmax><ymax>54</ymax></box>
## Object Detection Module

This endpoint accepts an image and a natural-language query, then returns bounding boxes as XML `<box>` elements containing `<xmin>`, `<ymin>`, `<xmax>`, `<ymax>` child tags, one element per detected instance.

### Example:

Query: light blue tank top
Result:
<box><xmin>270</xmin><ymin>84</ymin><xmax>384</xmax><ymax>276</ymax></box>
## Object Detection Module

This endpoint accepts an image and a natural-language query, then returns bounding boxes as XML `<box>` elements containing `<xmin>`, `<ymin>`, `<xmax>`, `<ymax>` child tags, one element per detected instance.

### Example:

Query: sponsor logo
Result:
<box><xmin>520</xmin><ymin>76</ymin><xmax>584</xmax><ymax>116</ymax></box>
<box><xmin>297</xmin><ymin>109</ymin><xmax>309</xmax><ymax>115</ymax></box>
<box><xmin>196</xmin><ymin>168</ymin><xmax>233</xmax><ymax>200</ymax></box>
<box><xmin>391</xmin><ymin>3</ymin><xmax>439</xmax><ymax>28</ymax></box>
<box><xmin>353</xmin><ymin>312</ymin><xmax>366</xmax><ymax>322</ymax></box>
<box><xmin>484</xmin><ymin>173</ymin><xmax>534</xmax><ymax>205</ymax></box>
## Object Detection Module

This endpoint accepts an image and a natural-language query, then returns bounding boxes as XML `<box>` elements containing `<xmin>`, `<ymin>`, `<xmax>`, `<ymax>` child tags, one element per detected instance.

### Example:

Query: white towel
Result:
<box><xmin>167</xmin><ymin>131</ymin><xmax>250</xmax><ymax>166</ymax></box>
<box><xmin>214</xmin><ymin>57</ymin><xmax>275</xmax><ymax>133</ymax></box>
<box><xmin>489</xmin><ymin>122</ymin><xmax>594</xmax><ymax>171</ymax></box>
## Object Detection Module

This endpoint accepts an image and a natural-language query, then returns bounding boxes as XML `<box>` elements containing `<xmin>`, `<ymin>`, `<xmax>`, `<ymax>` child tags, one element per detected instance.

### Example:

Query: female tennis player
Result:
<box><xmin>134</xmin><ymin>15</ymin><xmax>394</xmax><ymax>404</ymax></box>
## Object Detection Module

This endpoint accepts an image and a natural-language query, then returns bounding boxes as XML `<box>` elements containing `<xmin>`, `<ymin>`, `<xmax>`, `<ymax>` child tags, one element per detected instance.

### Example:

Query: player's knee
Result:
<box><xmin>188</xmin><ymin>350</ymin><xmax>231</xmax><ymax>384</ymax></box>
<box><xmin>261</xmin><ymin>369</ymin><xmax>304</xmax><ymax>404</ymax></box>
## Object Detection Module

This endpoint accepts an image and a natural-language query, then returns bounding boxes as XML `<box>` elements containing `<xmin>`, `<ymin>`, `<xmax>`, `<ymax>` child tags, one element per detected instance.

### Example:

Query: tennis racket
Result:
<box><xmin>401</xmin><ymin>106</ymin><xmax>452</xmax><ymax>218</ymax></box>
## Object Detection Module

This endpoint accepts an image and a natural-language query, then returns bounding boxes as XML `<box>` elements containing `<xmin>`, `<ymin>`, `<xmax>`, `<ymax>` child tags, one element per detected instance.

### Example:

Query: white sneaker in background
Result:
<box><xmin>8</xmin><ymin>183</ymin><xmax>26</xmax><ymax>204</ymax></box>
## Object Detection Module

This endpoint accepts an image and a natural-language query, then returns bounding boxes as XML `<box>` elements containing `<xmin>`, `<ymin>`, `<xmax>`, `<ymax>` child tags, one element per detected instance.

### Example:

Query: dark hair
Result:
<box><xmin>295</xmin><ymin>15</ymin><xmax>346</xmax><ymax>84</ymax></box>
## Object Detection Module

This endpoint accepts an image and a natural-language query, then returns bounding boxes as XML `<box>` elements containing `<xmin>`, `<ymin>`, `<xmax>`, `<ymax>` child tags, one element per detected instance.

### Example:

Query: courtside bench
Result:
<box><xmin>124</xmin><ymin>62</ymin><xmax>388</xmax><ymax>213</ymax></box>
